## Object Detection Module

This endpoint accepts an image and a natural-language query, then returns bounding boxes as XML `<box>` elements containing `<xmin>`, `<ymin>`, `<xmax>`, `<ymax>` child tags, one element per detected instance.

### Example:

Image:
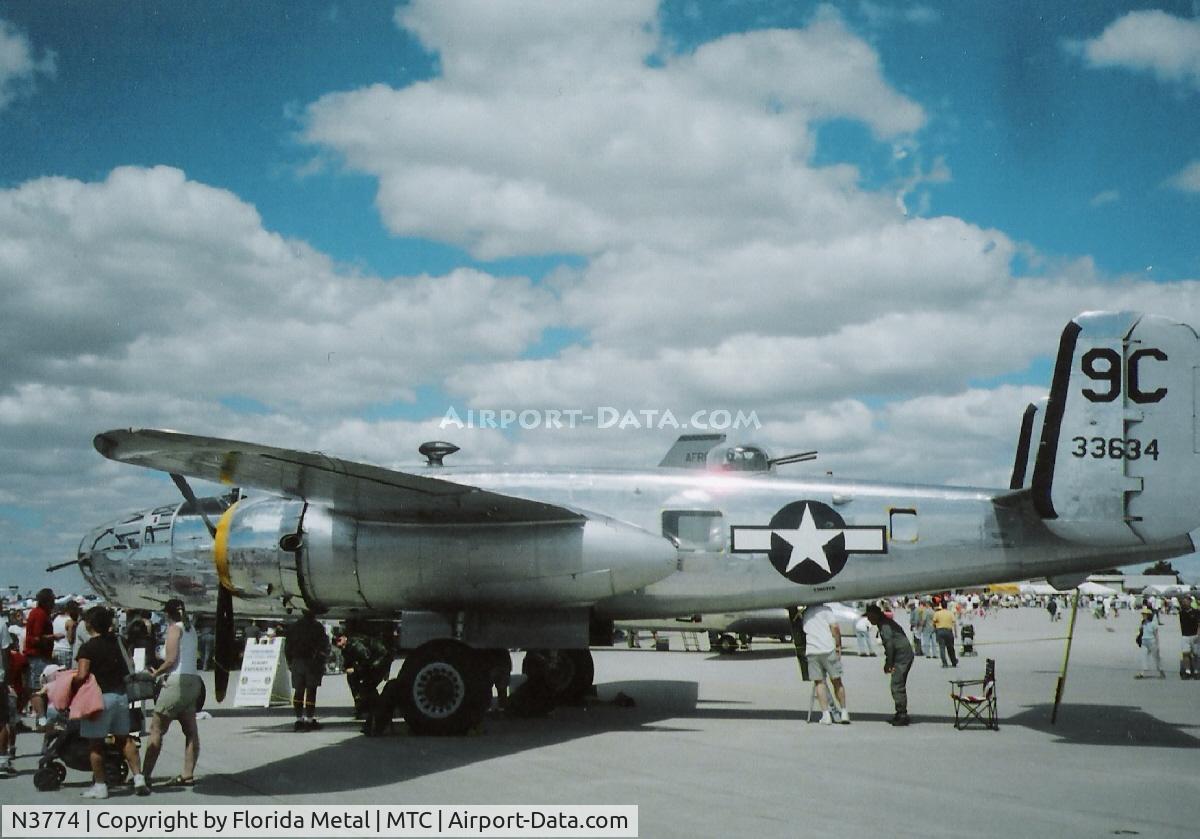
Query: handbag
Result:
<box><xmin>69</xmin><ymin>674</ymin><xmax>105</xmax><ymax>720</ymax></box>
<box><xmin>117</xmin><ymin>637</ymin><xmax>159</xmax><ymax>701</ymax></box>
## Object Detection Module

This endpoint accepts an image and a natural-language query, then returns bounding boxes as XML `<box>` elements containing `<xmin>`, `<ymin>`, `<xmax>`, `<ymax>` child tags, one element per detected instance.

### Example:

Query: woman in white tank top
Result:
<box><xmin>142</xmin><ymin>599</ymin><xmax>202</xmax><ymax>786</ymax></box>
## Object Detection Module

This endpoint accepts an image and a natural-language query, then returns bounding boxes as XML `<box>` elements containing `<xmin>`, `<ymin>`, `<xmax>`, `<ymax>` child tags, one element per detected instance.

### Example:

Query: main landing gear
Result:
<box><xmin>386</xmin><ymin>641</ymin><xmax>595</xmax><ymax>735</ymax></box>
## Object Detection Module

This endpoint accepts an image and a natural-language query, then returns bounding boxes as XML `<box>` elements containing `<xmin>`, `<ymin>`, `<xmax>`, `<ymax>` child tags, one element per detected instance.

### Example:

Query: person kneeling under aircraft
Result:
<box><xmin>335</xmin><ymin>630</ymin><xmax>393</xmax><ymax>722</ymax></box>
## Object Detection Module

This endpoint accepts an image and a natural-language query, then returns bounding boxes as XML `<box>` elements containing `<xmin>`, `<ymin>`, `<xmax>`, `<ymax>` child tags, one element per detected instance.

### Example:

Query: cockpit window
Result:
<box><xmin>178</xmin><ymin>496</ymin><xmax>230</xmax><ymax>516</ymax></box>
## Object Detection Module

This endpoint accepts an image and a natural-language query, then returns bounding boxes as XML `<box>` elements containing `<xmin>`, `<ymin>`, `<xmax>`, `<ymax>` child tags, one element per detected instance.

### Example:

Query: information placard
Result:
<box><xmin>233</xmin><ymin>636</ymin><xmax>291</xmax><ymax>707</ymax></box>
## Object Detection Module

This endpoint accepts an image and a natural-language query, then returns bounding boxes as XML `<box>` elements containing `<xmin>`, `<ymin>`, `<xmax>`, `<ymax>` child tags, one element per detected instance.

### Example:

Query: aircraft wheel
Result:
<box><xmin>522</xmin><ymin>649</ymin><xmax>594</xmax><ymax>704</ymax></box>
<box><xmin>717</xmin><ymin>634</ymin><xmax>738</xmax><ymax>655</ymax></box>
<box><xmin>396</xmin><ymin>640</ymin><xmax>490</xmax><ymax>736</ymax></box>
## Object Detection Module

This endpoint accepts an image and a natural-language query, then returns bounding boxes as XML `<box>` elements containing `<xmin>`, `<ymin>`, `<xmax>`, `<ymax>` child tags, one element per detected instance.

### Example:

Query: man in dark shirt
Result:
<box><xmin>1179</xmin><ymin>597</ymin><xmax>1199</xmax><ymax>680</ymax></box>
<box><xmin>334</xmin><ymin>631</ymin><xmax>392</xmax><ymax>720</ymax></box>
<box><xmin>284</xmin><ymin>611</ymin><xmax>330</xmax><ymax>732</ymax></box>
<box><xmin>865</xmin><ymin>604</ymin><xmax>915</xmax><ymax>726</ymax></box>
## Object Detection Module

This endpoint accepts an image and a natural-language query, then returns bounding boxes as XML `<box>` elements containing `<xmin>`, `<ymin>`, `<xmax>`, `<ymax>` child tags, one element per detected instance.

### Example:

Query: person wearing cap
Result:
<box><xmin>864</xmin><ymin>603</ymin><xmax>914</xmax><ymax>726</ymax></box>
<box><xmin>1135</xmin><ymin>607</ymin><xmax>1164</xmax><ymax>679</ymax></box>
<box><xmin>334</xmin><ymin>628</ymin><xmax>392</xmax><ymax>723</ymax></box>
<box><xmin>142</xmin><ymin>599</ymin><xmax>203</xmax><ymax>787</ymax></box>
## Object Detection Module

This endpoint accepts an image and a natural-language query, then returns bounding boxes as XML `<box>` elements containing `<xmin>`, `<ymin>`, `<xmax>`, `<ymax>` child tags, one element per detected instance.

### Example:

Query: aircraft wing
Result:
<box><xmin>93</xmin><ymin>428</ymin><xmax>584</xmax><ymax>524</ymax></box>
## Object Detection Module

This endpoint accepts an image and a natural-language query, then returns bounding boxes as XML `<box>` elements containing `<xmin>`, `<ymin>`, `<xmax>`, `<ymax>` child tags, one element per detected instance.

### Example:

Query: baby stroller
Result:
<box><xmin>33</xmin><ymin>709</ymin><xmax>142</xmax><ymax>792</ymax></box>
<box><xmin>960</xmin><ymin>624</ymin><xmax>978</xmax><ymax>657</ymax></box>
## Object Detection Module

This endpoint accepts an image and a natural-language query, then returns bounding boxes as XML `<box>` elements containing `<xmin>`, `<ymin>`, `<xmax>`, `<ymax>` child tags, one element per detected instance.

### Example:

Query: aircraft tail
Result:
<box><xmin>658</xmin><ymin>433</ymin><xmax>725</xmax><ymax>468</ymax></box>
<box><xmin>1031</xmin><ymin>312</ymin><xmax>1200</xmax><ymax>546</ymax></box>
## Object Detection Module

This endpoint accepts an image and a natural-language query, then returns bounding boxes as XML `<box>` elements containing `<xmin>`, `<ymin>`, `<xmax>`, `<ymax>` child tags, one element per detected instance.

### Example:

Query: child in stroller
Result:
<box><xmin>31</xmin><ymin>665</ymin><xmax>142</xmax><ymax>792</ymax></box>
<box><xmin>33</xmin><ymin>717</ymin><xmax>137</xmax><ymax>791</ymax></box>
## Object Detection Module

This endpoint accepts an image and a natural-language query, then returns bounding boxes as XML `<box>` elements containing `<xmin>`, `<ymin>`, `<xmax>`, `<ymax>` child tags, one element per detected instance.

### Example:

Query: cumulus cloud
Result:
<box><xmin>0</xmin><ymin>166</ymin><xmax>555</xmax><ymax>413</ymax></box>
<box><xmin>1074</xmin><ymin>10</ymin><xmax>1200</xmax><ymax>90</ymax></box>
<box><xmin>304</xmin><ymin>1</ymin><xmax>924</xmax><ymax>260</ymax></box>
<box><xmin>1165</xmin><ymin>159</ymin><xmax>1200</xmax><ymax>192</ymax></box>
<box><xmin>8</xmin><ymin>1</ymin><xmax>1200</xmax><ymax>585</ymax></box>
<box><xmin>0</xmin><ymin>18</ymin><xmax>55</xmax><ymax>111</ymax></box>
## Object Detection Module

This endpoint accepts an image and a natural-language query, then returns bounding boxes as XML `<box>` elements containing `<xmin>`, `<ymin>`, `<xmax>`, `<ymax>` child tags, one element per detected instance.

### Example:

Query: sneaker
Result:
<box><xmin>838</xmin><ymin>711</ymin><xmax>851</xmax><ymax>724</ymax></box>
<box><xmin>0</xmin><ymin>760</ymin><xmax>14</xmax><ymax>777</ymax></box>
<box><xmin>306</xmin><ymin>718</ymin><xmax>322</xmax><ymax>731</ymax></box>
<box><xmin>81</xmin><ymin>783</ymin><xmax>109</xmax><ymax>799</ymax></box>
<box><xmin>819</xmin><ymin>712</ymin><xmax>833</xmax><ymax>725</ymax></box>
<box><xmin>293</xmin><ymin>719</ymin><xmax>308</xmax><ymax>732</ymax></box>
<box><xmin>889</xmin><ymin>714</ymin><xmax>911</xmax><ymax>726</ymax></box>
<box><xmin>133</xmin><ymin>774</ymin><xmax>150</xmax><ymax>796</ymax></box>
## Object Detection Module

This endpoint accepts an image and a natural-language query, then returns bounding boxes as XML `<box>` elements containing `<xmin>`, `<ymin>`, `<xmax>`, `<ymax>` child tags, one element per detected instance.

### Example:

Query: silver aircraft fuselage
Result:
<box><xmin>78</xmin><ymin>465</ymin><xmax>1190</xmax><ymax>621</ymax></box>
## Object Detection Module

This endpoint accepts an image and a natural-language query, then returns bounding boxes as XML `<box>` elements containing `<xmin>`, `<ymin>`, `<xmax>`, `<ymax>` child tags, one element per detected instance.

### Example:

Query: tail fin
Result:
<box><xmin>1031</xmin><ymin>312</ymin><xmax>1200</xmax><ymax>546</ymax></box>
<box><xmin>1009</xmin><ymin>399</ymin><xmax>1046</xmax><ymax>490</ymax></box>
<box><xmin>658</xmin><ymin>433</ymin><xmax>725</xmax><ymax>468</ymax></box>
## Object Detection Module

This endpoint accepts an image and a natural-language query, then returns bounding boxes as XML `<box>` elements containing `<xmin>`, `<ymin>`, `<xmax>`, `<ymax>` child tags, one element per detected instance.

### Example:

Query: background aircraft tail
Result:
<box><xmin>1031</xmin><ymin>312</ymin><xmax>1200</xmax><ymax>546</ymax></box>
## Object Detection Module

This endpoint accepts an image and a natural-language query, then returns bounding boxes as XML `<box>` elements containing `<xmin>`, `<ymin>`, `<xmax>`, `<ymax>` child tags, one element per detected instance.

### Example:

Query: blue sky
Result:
<box><xmin>4</xmin><ymin>1</ymin><xmax>1198</xmax><ymax>280</ymax></box>
<box><xmin>1</xmin><ymin>1</ymin><xmax>1198</xmax><ymax>588</ymax></box>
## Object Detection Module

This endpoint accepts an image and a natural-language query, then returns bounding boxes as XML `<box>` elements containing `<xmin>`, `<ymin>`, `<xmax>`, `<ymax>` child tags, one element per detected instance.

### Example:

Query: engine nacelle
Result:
<box><xmin>296</xmin><ymin>505</ymin><xmax>677</xmax><ymax>612</ymax></box>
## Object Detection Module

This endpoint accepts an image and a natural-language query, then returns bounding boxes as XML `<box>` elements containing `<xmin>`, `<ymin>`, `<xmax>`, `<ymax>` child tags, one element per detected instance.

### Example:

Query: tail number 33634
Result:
<box><xmin>1071</xmin><ymin>436</ymin><xmax>1159</xmax><ymax>460</ymax></box>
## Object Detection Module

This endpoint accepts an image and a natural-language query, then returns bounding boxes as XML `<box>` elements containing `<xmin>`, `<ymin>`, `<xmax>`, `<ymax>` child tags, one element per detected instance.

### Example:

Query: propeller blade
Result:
<box><xmin>170</xmin><ymin>473</ymin><xmax>218</xmax><ymax>538</ymax></box>
<box><xmin>214</xmin><ymin>586</ymin><xmax>235</xmax><ymax>702</ymax></box>
<box><xmin>169</xmin><ymin>473</ymin><xmax>236</xmax><ymax>701</ymax></box>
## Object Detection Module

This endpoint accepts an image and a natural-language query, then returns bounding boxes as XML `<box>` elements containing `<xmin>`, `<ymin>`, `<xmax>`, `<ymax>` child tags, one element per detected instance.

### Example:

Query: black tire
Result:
<box><xmin>34</xmin><ymin>765</ymin><xmax>62</xmax><ymax>791</ymax></box>
<box><xmin>717</xmin><ymin>634</ymin><xmax>738</xmax><ymax>655</ymax></box>
<box><xmin>395</xmin><ymin>640</ymin><xmax>490</xmax><ymax>736</ymax></box>
<box><xmin>522</xmin><ymin>649</ymin><xmax>594</xmax><ymax>704</ymax></box>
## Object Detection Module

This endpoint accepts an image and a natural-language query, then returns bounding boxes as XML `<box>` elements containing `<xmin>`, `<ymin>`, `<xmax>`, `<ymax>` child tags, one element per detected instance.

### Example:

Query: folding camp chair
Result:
<box><xmin>949</xmin><ymin>658</ymin><xmax>998</xmax><ymax>730</ymax></box>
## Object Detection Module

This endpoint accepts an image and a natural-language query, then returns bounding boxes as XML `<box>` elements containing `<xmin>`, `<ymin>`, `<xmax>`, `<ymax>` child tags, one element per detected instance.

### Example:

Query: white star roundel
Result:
<box><xmin>730</xmin><ymin>500</ymin><xmax>887</xmax><ymax>584</ymax></box>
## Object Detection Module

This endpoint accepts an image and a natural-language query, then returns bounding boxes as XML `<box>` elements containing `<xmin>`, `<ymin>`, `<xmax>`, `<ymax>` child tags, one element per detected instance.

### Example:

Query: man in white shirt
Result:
<box><xmin>802</xmin><ymin>604</ymin><xmax>849</xmax><ymax>725</ymax></box>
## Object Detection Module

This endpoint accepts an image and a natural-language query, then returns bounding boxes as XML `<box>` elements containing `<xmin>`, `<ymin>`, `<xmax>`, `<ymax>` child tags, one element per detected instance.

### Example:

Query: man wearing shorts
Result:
<box><xmin>284</xmin><ymin>611</ymin><xmax>330</xmax><ymax>732</ymax></box>
<box><xmin>802</xmin><ymin>604</ymin><xmax>849</xmax><ymax>725</ymax></box>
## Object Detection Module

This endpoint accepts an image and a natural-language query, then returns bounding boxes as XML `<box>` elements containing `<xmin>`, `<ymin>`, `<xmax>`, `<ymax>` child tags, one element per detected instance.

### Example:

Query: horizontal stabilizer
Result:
<box><xmin>1031</xmin><ymin>312</ymin><xmax>1200</xmax><ymax>546</ymax></box>
<box><xmin>94</xmin><ymin>428</ymin><xmax>584</xmax><ymax>525</ymax></box>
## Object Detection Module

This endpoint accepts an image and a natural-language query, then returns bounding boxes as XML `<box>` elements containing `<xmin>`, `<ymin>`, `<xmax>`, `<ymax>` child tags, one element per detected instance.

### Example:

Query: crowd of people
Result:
<box><xmin>789</xmin><ymin>588</ymin><xmax>1199</xmax><ymax>729</ymax></box>
<box><xmin>2</xmin><ymin>582</ymin><xmax>1195</xmax><ymax>790</ymax></box>
<box><xmin>1</xmin><ymin>588</ymin><xmax>405</xmax><ymax>796</ymax></box>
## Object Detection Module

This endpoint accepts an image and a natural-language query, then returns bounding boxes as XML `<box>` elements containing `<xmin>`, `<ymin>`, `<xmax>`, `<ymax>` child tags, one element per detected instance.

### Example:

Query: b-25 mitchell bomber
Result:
<box><xmin>74</xmin><ymin>312</ymin><xmax>1200</xmax><ymax>734</ymax></box>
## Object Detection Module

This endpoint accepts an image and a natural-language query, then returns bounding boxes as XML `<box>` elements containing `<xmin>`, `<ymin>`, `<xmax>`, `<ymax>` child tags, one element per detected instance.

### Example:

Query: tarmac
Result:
<box><xmin>3</xmin><ymin>606</ymin><xmax>1198</xmax><ymax>838</ymax></box>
